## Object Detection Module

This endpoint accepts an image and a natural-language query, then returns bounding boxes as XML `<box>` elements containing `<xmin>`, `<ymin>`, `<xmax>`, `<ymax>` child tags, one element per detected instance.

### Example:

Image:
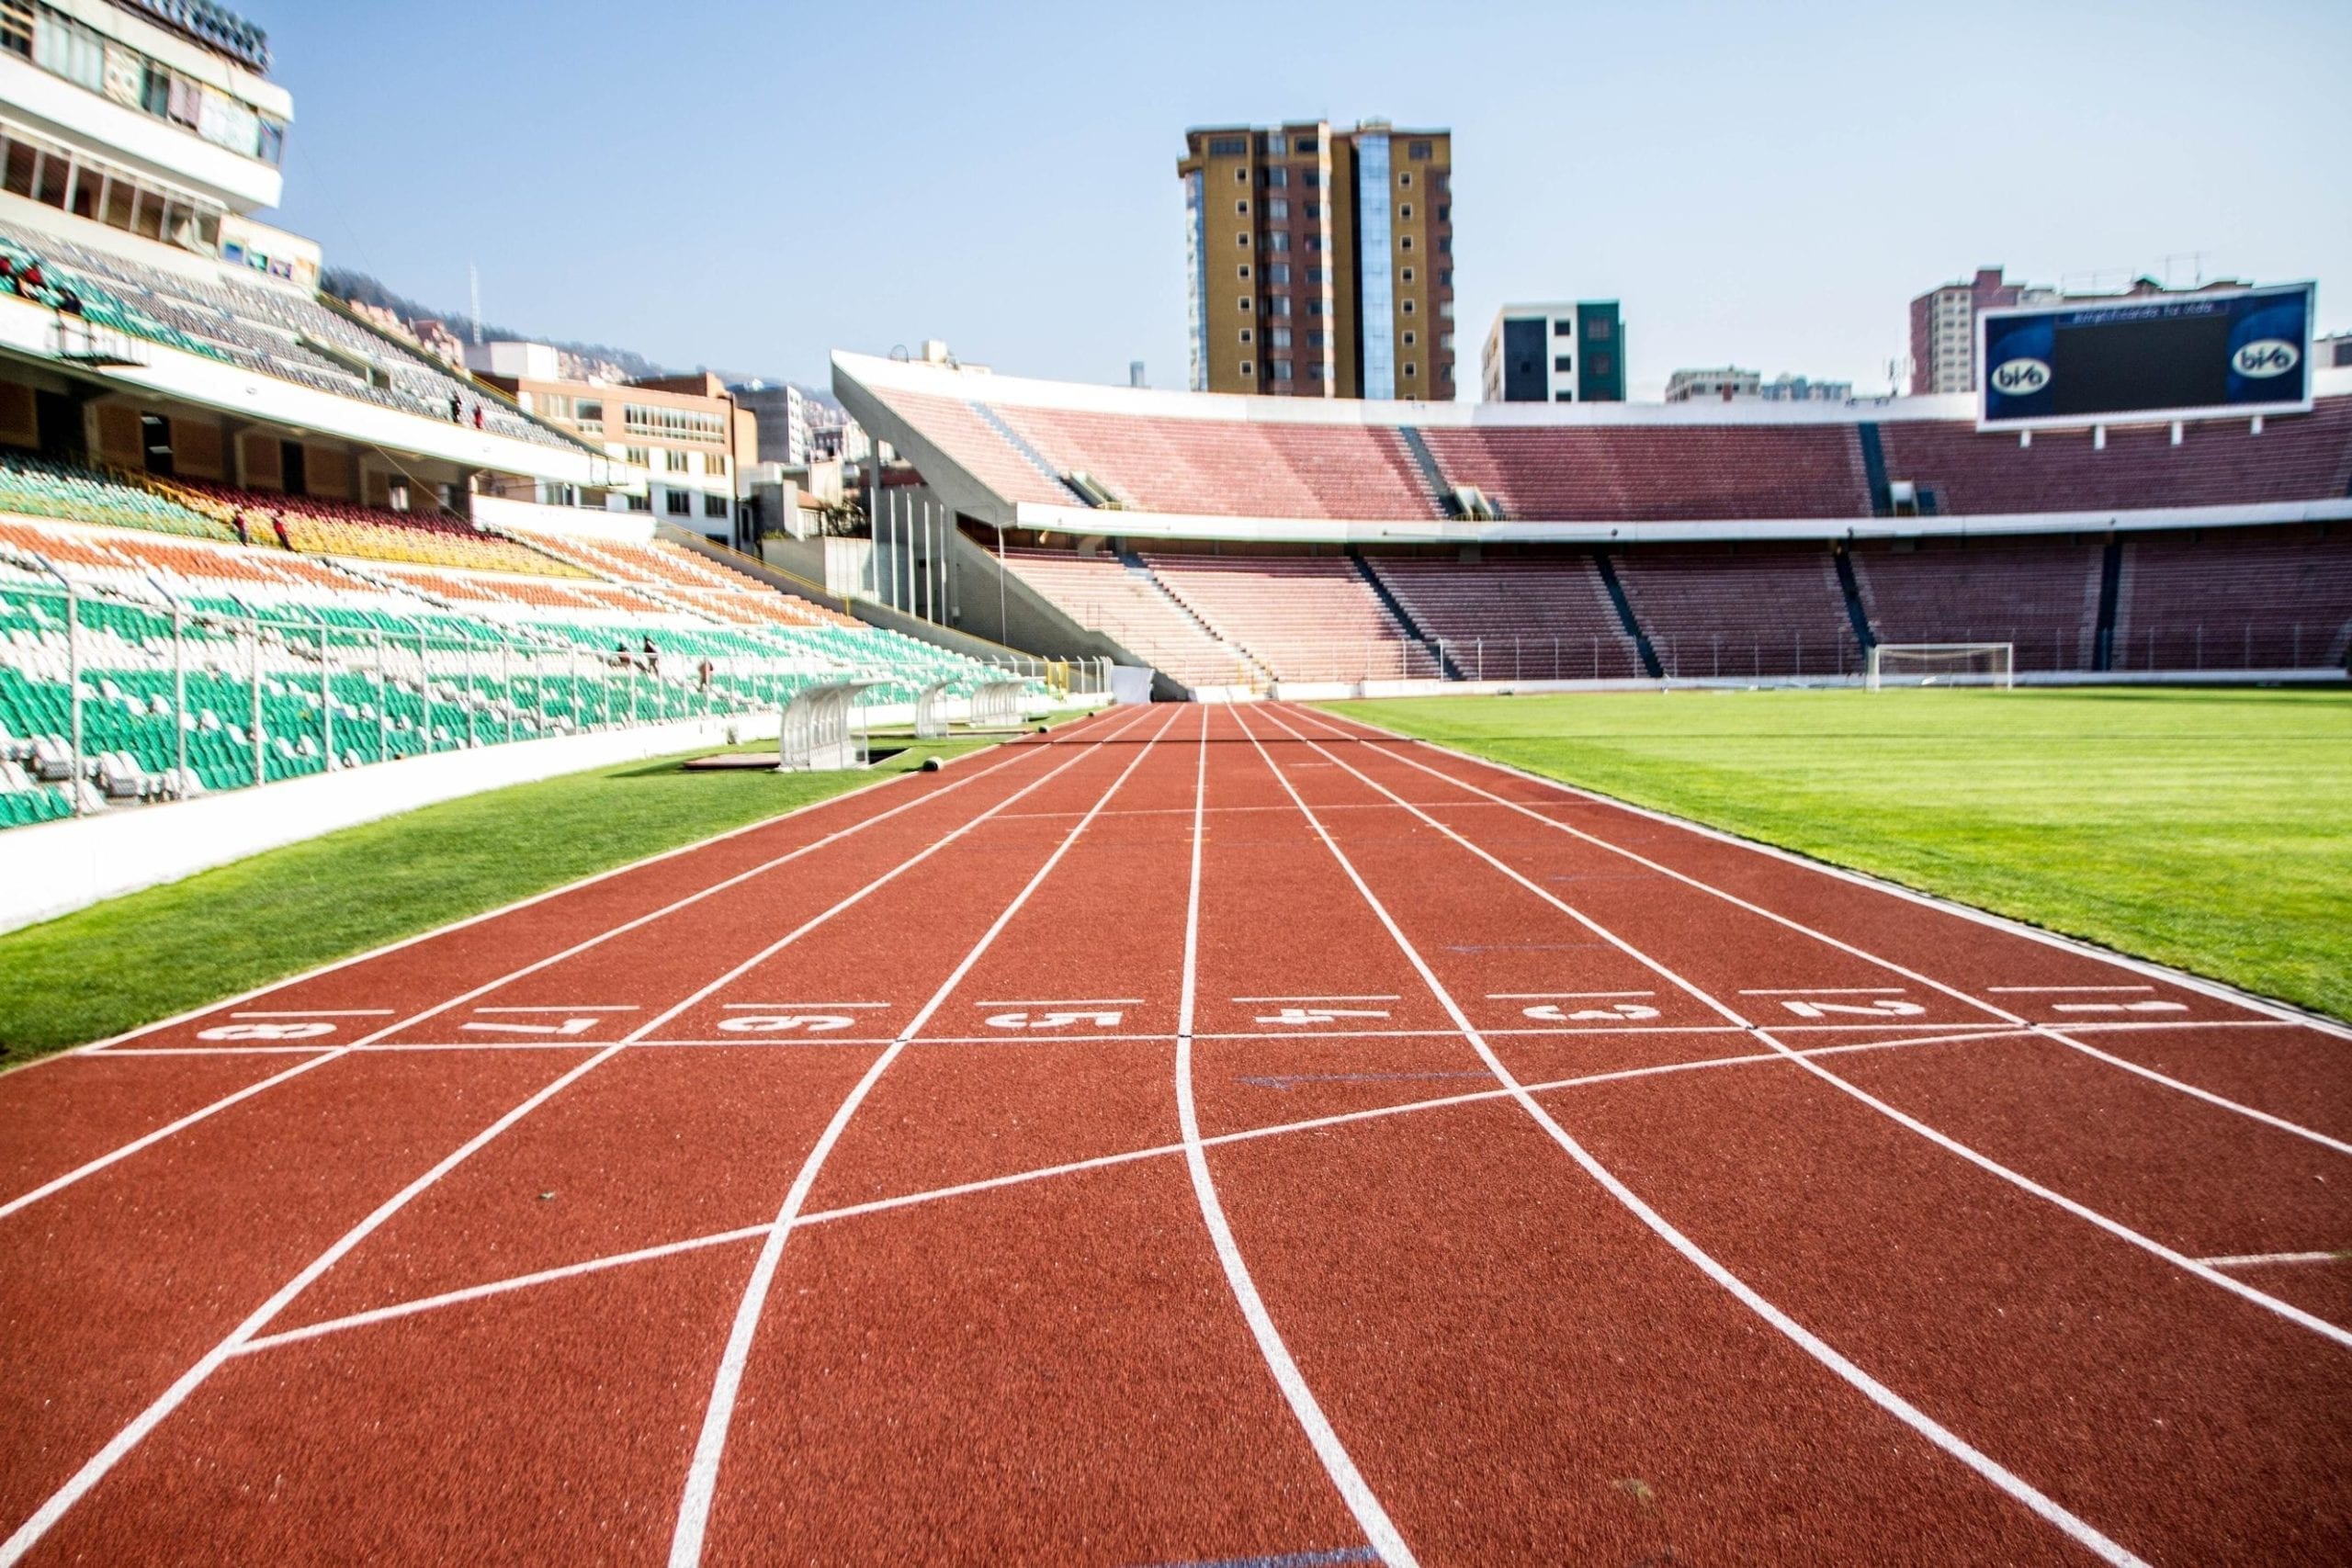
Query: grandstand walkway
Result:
<box><xmin>1</xmin><ymin>704</ymin><xmax>2346</xmax><ymax>1565</ymax></box>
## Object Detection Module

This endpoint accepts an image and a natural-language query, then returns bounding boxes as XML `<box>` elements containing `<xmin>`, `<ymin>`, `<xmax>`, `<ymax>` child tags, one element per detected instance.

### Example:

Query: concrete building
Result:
<box><xmin>1480</xmin><ymin>301</ymin><xmax>1623</xmax><ymax>403</ymax></box>
<box><xmin>1758</xmin><ymin>373</ymin><xmax>1852</xmax><ymax>402</ymax></box>
<box><xmin>730</xmin><ymin>379</ymin><xmax>813</xmax><ymax>465</ymax></box>
<box><xmin>475</xmin><ymin>362</ymin><xmax>756</xmax><ymax>544</ymax></box>
<box><xmin>1179</xmin><ymin>118</ymin><xmax>1453</xmax><ymax>400</ymax></box>
<box><xmin>2315</xmin><ymin>332</ymin><xmax>2352</xmax><ymax>372</ymax></box>
<box><xmin>0</xmin><ymin>0</ymin><xmax>289</xmax><ymax>262</ymax></box>
<box><xmin>1664</xmin><ymin>367</ymin><xmax>1762</xmax><ymax>403</ymax></box>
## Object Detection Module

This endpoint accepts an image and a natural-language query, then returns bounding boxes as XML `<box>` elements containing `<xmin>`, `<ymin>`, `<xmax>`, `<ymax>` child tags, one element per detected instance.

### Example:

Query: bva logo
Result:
<box><xmin>1990</xmin><ymin>357</ymin><xmax>2051</xmax><ymax>395</ymax></box>
<box><xmin>2232</xmin><ymin>339</ymin><xmax>2300</xmax><ymax>378</ymax></box>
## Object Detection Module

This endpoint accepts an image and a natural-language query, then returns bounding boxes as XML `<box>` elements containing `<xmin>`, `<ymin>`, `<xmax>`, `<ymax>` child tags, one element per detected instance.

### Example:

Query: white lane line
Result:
<box><xmin>721</xmin><ymin>1001</ymin><xmax>889</xmax><ymax>1010</ymax></box>
<box><xmin>2199</xmin><ymin>1251</ymin><xmax>2346</xmax><ymax>1269</ymax></box>
<box><xmin>0</xmin><ymin>715</ymin><xmax>1144</xmax><ymax>1562</ymax></box>
<box><xmin>242</xmin><ymin>1024</ymin><xmax>2039</xmax><ymax>1355</ymax></box>
<box><xmin>1987</xmin><ymin>986</ymin><xmax>2156</xmax><ymax>994</ymax></box>
<box><xmin>337</xmin><ymin>716</ymin><xmax>1114</xmax><ymax>1052</ymax></box>
<box><xmin>1284</xmin><ymin>708</ymin><xmax>2350</xmax><ymax>1150</ymax></box>
<box><xmin>623</xmin><ymin>708</ymin><xmax>1157</xmax><ymax>1047</ymax></box>
<box><xmin>1270</xmin><ymin>707</ymin><xmax>2352</xmax><ymax>1348</ymax></box>
<box><xmin>1176</xmin><ymin>706</ymin><xmax>1418</xmax><ymax>1568</ymax></box>
<box><xmin>0</xmin><ymin>1040</ymin><xmax>624</xmax><ymax>1568</ymax></box>
<box><xmin>49</xmin><ymin>711</ymin><xmax>1120</xmax><ymax>1067</ymax></box>
<box><xmin>1313</xmin><ymin>703</ymin><xmax>2350</xmax><ymax>1043</ymax></box>
<box><xmin>1489</xmin><ymin>990</ymin><xmax>1653</xmax><ymax>999</ymax></box>
<box><xmin>666</xmin><ymin>706</ymin><xmax>1180</xmax><ymax>1568</ymax></box>
<box><xmin>1739</xmin><ymin>987</ymin><xmax>1907</xmax><ymax>996</ymax></box>
<box><xmin>1239</xmin><ymin>705</ymin><xmax>2147</xmax><ymax>1568</ymax></box>
<box><xmin>0</xmin><ymin>1052</ymin><xmax>347</xmax><ymax>1223</ymax></box>
<box><xmin>972</xmin><ymin>998</ymin><xmax>1145</xmax><ymax>1008</ymax></box>
<box><xmin>237</xmin><ymin>1224</ymin><xmax>776</xmax><ymax>1355</ymax></box>
<box><xmin>2029</xmin><ymin>1027</ymin><xmax>2352</xmax><ymax>1158</ymax></box>
<box><xmin>228</xmin><ymin>1010</ymin><xmax>395</xmax><ymax>1019</ymax></box>
<box><xmin>1230</xmin><ymin>995</ymin><xmax>1400</xmax><ymax>1003</ymax></box>
<box><xmin>473</xmin><ymin>1005</ymin><xmax>639</xmax><ymax>1014</ymax></box>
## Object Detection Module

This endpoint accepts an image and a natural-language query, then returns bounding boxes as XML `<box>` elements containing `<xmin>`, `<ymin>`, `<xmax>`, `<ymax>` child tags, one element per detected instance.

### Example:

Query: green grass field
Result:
<box><xmin>0</xmin><ymin>737</ymin><xmax>991</xmax><ymax>1066</ymax></box>
<box><xmin>1329</xmin><ymin>687</ymin><xmax>2352</xmax><ymax>1022</ymax></box>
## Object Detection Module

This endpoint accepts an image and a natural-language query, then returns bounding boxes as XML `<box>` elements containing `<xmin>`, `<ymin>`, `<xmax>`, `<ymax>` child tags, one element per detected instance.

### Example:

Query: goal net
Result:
<box><xmin>1866</xmin><ymin>642</ymin><xmax>2014</xmax><ymax>691</ymax></box>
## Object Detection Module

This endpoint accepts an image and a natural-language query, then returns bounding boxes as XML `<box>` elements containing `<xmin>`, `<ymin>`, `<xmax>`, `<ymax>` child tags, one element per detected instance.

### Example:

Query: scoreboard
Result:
<box><xmin>1979</xmin><ymin>281</ymin><xmax>2313</xmax><ymax>430</ymax></box>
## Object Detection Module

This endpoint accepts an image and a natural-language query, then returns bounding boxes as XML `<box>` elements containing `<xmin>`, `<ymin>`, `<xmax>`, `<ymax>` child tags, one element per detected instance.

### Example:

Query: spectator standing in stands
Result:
<box><xmin>473</xmin><ymin>403</ymin><xmax>485</xmax><ymax>430</ymax></box>
<box><xmin>230</xmin><ymin>511</ymin><xmax>249</xmax><ymax>547</ymax></box>
<box><xmin>613</xmin><ymin>639</ymin><xmax>633</xmax><ymax>671</ymax></box>
<box><xmin>448</xmin><ymin>393</ymin><xmax>461</xmax><ymax>423</ymax></box>
<box><xmin>270</xmin><ymin>517</ymin><xmax>291</xmax><ymax>550</ymax></box>
<box><xmin>696</xmin><ymin>657</ymin><xmax>713</xmax><ymax>694</ymax></box>
<box><xmin>641</xmin><ymin>637</ymin><xmax>661</xmax><ymax>678</ymax></box>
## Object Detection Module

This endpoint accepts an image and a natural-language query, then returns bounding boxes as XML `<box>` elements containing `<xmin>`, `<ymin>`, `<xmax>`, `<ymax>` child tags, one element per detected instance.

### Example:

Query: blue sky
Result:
<box><xmin>253</xmin><ymin>0</ymin><xmax>2350</xmax><ymax>400</ymax></box>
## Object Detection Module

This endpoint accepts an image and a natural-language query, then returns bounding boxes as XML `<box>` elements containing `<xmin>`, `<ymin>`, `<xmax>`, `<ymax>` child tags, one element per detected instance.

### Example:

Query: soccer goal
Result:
<box><xmin>1866</xmin><ymin>642</ymin><xmax>2014</xmax><ymax>691</ymax></box>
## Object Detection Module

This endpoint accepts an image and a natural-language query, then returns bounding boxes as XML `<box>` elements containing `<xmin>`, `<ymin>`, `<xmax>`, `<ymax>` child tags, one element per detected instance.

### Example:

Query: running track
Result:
<box><xmin>2</xmin><ymin>702</ymin><xmax>2346</xmax><ymax>1565</ymax></box>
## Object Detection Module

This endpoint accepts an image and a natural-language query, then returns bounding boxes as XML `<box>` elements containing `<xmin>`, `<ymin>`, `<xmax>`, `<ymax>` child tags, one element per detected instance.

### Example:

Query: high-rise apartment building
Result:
<box><xmin>1481</xmin><ymin>302</ymin><xmax>1623</xmax><ymax>402</ymax></box>
<box><xmin>1908</xmin><ymin>268</ymin><xmax>2035</xmax><ymax>396</ymax></box>
<box><xmin>1180</xmin><ymin>119</ymin><xmax>1453</xmax><ymax>400</ymax></box>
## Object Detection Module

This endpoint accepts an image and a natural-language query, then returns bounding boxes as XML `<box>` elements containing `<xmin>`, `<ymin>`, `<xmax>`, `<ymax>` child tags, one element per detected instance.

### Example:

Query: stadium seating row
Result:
<box><xmin>995</xmin><ymin>531</ymin><xmax>2350</xmax><ymax>685</ymax></box>
<box><xmin>868</xmin><ymin>382</ymin><xmax>2352</xmax><ymax>525</ymax></box>
<box><xmin>0</xmin><ymin>219</ymin><xmax>582</xmax><ymax>453</ymax></box>
<box><xmin>0</xmin><ymin>499</ymin><xmax>1032</xmax><ymax>828</ymax></box>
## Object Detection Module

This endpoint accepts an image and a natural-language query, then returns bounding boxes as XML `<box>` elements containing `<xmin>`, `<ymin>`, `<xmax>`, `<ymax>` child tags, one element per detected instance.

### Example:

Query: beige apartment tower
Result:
<box><xmin>1180</xmin><ymin>120</ymin><xmax>1453</xmax><ymax>400</ymax></box>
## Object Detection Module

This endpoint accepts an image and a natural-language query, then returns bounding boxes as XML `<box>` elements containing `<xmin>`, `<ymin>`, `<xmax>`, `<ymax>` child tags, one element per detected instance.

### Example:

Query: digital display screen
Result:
<box><xmin>1980</xmin><ymin>283</ymin><xmax>2312</xmax><ymax>428</ymax></box>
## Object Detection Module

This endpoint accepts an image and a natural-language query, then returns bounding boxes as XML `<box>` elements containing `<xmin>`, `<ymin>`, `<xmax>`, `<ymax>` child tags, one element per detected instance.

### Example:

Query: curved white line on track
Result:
<box><xmin>1232</xmin><ymin>705</ymin><xmax>2149</xmax><ymax>1568</ymax></box>
<box><xmin>239</xmin><ymin>1027</ymin><xmax>2035</xmax><ymax>1358</ymax></box>
<box><xmin>0</xmin><ymin>711</ymin><xmax>1147</xmax><ymax>1565</ymax></box>
<box><xmin>1260</xmin><ymin>705</ymin><xmax>2352</xmax><ymax>1350</ymax></box>
<box><xmin>1174</xmin><ymin>705</ymin><xmax>1418</xmax><ymax>1568</ymax></box>
<box><xmin>1283</xmin><ymin>705</ymin><xmax>2352</xmax><ymax>1150</ymax></box>
<box><xmin>665</xmin><ymin>705</ymin><xmax>1181</xmax><ymax>1567</ymax></box>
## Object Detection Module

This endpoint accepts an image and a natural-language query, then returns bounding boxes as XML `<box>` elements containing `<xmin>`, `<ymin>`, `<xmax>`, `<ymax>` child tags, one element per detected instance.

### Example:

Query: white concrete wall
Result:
<box><xmin>0</xmin><ymin>711</ymin><xmax>784</xmax><ymax>936</ymax></box>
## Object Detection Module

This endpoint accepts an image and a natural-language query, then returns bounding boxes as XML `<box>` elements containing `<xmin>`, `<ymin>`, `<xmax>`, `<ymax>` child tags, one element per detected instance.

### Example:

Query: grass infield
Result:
<box><xmin>0</xmin><ymin>737</ymin><xmax>992</xmax><ymax>1066</ymax></box>
<box><xmin>1328</xmin><ymin>686</ymin><xmax>2351</xmax><ymax>1024</ymax></box>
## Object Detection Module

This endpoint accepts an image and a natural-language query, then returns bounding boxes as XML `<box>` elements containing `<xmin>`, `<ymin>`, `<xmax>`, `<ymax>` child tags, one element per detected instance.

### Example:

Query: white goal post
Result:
<box><xmin>1866</xmin><ymin>642</ymin><xmax>2015</xmax><ymax>691</ymax></box>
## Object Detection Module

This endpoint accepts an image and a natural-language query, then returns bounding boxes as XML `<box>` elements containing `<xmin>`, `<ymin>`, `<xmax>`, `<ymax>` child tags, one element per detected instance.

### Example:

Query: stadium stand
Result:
<box><xmin>1876</xmin><ymin>401</ymin><xmax>2352</xmax><ymax>515</ymax></box>
<box><xmin>1612</xmin><ymin>545</ymin><xmax>1862</xmax><ymax>678</ymax></box>
<box><xmin>1851</xmin><ymin>537</ymin><xmax>2105</xmax><ymax>671</ymax></box>
<box><xmin>1365</xmin><ymin>553</ymin><xmax>1645</xmax><ymax>679</ymax></box>
<box><xmin>1139</xmin><ymin>553</ymin><xmax>1441</xmax><ymax>682</ymax></box>
<box><xmin>994</xmin><ymin>407</ymin><xmax>1444</xmax><ymax>520</ymax></box>
<box><xmin>0</xmin><ymin>218</ymin><xmax>584</xmax><ymax>453</ymax></box>
<box><xmin>0</xmin><ymin>449</ymin><xmax>232</xmax><ymax>540</ymax></box>
<box><xmin>1418</xmin><ymin>425</ymin><xmax>1873</xmax><ymax>522</ymax></box>
<box><xmin>153</xmin><ymin>476</ymin><xmax>589</xmax><ymax>576</ymax></box>
<box><xmin>2114</xmin><ymin>527</ymin><xmax>2352</xmax><ymax>671</ymax></box>
<box><xmin>994</xmin><ymin>546</ymin><xmax>1258</xmax><ymax>690</ymax></box>
<box><xmin>0</xmin><ymin>502</ymin><xmax>1035</xmax><ymax>829</ymax></box>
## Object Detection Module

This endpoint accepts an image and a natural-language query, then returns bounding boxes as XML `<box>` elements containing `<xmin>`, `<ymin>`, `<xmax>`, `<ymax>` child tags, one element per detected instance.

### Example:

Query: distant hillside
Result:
<box><xmin>320</xmin><ymin>268</ymin><xmax>665</xmax><ymax>380</ymax></box>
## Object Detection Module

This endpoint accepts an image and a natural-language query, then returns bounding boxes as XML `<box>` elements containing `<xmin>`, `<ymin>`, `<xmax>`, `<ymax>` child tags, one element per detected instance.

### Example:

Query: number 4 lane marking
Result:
<box><xmin>1257</xmin><ymin>1007</ymin><xmax>1391</xmax><ymax>1026</ymax></box>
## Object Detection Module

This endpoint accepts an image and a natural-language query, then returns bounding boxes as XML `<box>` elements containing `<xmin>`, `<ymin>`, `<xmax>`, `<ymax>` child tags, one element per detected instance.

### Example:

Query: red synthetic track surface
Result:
<box><xmin>3</xmin><ymin>701</ymin><xmax>2346</xmax><ymax>1566</ymax></box>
